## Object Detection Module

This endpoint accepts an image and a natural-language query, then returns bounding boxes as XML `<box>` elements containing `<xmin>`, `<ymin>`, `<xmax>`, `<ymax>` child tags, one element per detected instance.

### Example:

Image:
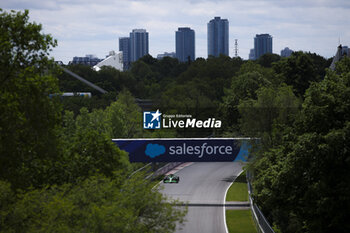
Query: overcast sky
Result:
<box><xmin>3</xmin><ymin>0</ymin><xmax>350</xmax><ymax>63</ymax></box>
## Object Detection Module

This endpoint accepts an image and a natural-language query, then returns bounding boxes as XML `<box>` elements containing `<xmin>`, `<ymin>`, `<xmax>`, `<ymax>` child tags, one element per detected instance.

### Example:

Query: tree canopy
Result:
<box><xmin>0</xmin><ymin>9</ymin><xmax>186</xmax><ymax>232</ymax></box>
<box><xmin>250</xmin><ymin>58</ymin><xmax>350</xmax><ymax>233</ymax></box>
<box><xmin>0</xmin><ymin>9</ymin><xmax>61</xmax><ymax>188</ymax></box>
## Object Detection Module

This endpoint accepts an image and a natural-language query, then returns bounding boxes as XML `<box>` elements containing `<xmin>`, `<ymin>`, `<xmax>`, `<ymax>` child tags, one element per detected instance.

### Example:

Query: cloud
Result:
<box><xmin>2</xmin><ymin>0</ymin><xmax>349</xmax><ymax>62</ymax></box>
<box><xmin>145</xmin><ymin>144</ymin><xmax>166</xmax><ymax>158</ymax></box>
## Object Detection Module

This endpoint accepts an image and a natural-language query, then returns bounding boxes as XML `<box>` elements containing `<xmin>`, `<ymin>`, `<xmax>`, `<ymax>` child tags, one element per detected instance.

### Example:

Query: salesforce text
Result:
<box><xmin>169</xmin><ymin>143</ymin><xmax>232</xmax><ymax>158</ymax></box>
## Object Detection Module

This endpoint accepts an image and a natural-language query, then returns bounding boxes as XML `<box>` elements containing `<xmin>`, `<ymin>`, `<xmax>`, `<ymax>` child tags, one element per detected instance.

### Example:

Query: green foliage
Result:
<box><xmin>273</xmin><ymin>52</ymin><xmax>321</xmax><ymax>97</ymax></box>
<box><xmin>306</xmin><ymin>52</ymin><xmax>332</xmax><ymax>78</ymax></box>
<box><xmin>176</xmin><ymin>56</ymin><xmax>243</xmax><ymax>99</ymax></box>
<box><xmin>221</xmin><ymin>63</ymin><xmax>272</xmax><ymax>130</ymax></box>
<box><xmin>1</xmin><ymin>174</ymin><xmax>186</xmax><ymax>233</ymax></box>
<box><xmin>4</xmin><ymin>9</ymin><xmax>346</xmax><ymax>232</ymax></box>
<box><xmin>0</xmin><ymin>9</ymin><xmax>61</xmax><ymax>189</ymax></box>
<box><xmin>54</xmin><ymin>90</ymin><xmax>147</xmax><ymax>184</ymax></box>
<box><xmin>0</xmin><ymin>10</ymin><xmax>186</xmax><ymax>233</ymax></box>
<box><xmin>226</xmin><ymin>171</ymin><xmax>248</xmax><ymax>202</ymax></box>
<box><xmin>0</xmin><ymin>9</ymin><xmax>57</xmax><ymax>76</ymax></box>
<box><xmin>61</xmin><ymin>94</ymin><xmax>116</xmax><ymax>117</ymax></box>
<box><xmin>105</xmin><ymin>90</ymin><xmax>144</xmax><ymax>138</ymax></box>
<box><xmin>335</xmin><ymin>56</ymin><xmax>350</xmax><ymax>74</ymax></box>
<box><xmin>257</xmin><ymin>53</ymin><xmax>281</xmax><ymax>68</ymax></box>
<box><xmin>298</xmin><ymin>67</ymin><xmax>350</xmax><ymax>134</ymax></box>
<box><xmin>60</xmin><ymin>125</ymin><xmax>130</xmax><ymax>184</ymax></box>
<box><xmin>226</xmin><ymin>210</ymin><xmax>257</xmax><ymax>233</ymax></box>
<box><xmin>156</xmin><ymin>56</ymin><xmax>244</xmax><ymax>137</ymax></box>
<box><xmin>251</xmin><ymin>58</ymin><xmax>350</xmax><ymax>233</ymax></box>
<box><xmin>238</xmin><ymin>85</ymin><xmax>300</xmax><ymax>138</ymax></box>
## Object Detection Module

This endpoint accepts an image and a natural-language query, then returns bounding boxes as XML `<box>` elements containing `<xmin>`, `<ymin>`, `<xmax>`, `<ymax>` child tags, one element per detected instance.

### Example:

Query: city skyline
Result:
<box><xmin>3</xmin><ymin>0</ymin><xmax>349</xmax><ymax>63</ymax></box>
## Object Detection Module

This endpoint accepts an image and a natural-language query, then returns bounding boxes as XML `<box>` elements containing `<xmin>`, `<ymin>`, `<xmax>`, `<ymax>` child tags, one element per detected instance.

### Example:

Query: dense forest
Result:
<box><xmin>1</xmin><ymin>8</ymin><xmax>350</xmax><ymax>233</ymax></box>
<box><xmin>0</xmin><ymin>10</ymin><xmax>185</xmax><ymax>232</ymax></box>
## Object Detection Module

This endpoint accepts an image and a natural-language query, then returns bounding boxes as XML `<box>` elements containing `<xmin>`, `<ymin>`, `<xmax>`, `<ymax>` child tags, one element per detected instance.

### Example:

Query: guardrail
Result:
<box><xmin>247</xmin><ymin>171</ymin><xmax>275</xmax><ymax>233</ymax></box>
<box><xmin>129</xmin><ymin>162</ymin><xmax>182</xmax><ymax>180</ymax></box>
<box><xmin>148</xmin><ymin>162</ymin><xmax>182</xmax><ymax>179</ymax></box>
<box><xmin>129</xmin><ymin>163</ymin><xmax>152</xmax><ymax>178</ymax></box>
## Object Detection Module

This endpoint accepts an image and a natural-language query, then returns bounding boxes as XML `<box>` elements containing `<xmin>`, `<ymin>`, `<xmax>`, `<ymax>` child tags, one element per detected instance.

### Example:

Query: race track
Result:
<box><xmin>160</xmin><ymin>162</ymin><xmax>243</xmax><ymax>233</ymax></box>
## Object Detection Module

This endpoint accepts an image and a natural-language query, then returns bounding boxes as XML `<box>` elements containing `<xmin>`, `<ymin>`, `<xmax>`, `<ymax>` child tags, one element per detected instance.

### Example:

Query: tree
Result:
<box><xmin>0</xmin><ymin>9</ymin><xmax>57</xmax><ymax>80</ymax></box>
<box><xmin>55</xmin><ymin>108</ymin><xmax>131</xmax><ymax>184</ymax></box>
<box><xmin>251</xmin><ymin>58</ymin><xmax>350</xmax><ymax>233</ymax></box>
<box><xmin>0</xmin><ymin>10</ymin><xmax>187</xmax><ymax>233</ymax></box>
<box><xmin>238</xmin><ymin>85</ymin><xmax>300</xmax><ymax>139</ymax></box>
<box><xmin>160</xmin><ymin>81</ymin><xmax>217</xmax><ymax>137</ymax></box>
<box><xmin>273</xmin><ymin>52</ymin><xmax>320</xmax><ymax>97</ymax></box>
<box><xmin>55</xmin><ymin>90</ymin><xmax>146</xmax><ymax>184</ymax></box>
<box><xmin>306</xmin><ymin>52</ymin><xmax>331</xmax><ymax>78</ymax></box>
<box><xmin>1</xmin><ymin>174</ymin><xmax>186</xmax><ymax>233</ymax></box>
<box><xmin>0</xmin><ymin>9</ymin><xmax>61</xmax><ymax>188</ymax></box>
<box><xmin>105</xmin><ymin>90</ymin><xmax>144</xmax><ymax>138</ymax></box>
<box><xmin>257</xmin><ymin>53</ymin><xmax>281</xmax><ymax>68</ymax></box>
<box><xmin>221</xmin><ymin>61</ymin><xmax>278</xmax><ymax>132</ymax></box>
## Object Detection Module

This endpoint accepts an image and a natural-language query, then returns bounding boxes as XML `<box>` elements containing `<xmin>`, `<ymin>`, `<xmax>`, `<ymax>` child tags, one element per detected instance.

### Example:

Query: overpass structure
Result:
<box><xmin>60</xmin><ymin>66</ymin><xmax>108</xmax><ymax>94</ymax></box>
<box><xmin>59</xmin><ymin>66</ymin><xmax>156</xmax><ymax>110</ymax></box>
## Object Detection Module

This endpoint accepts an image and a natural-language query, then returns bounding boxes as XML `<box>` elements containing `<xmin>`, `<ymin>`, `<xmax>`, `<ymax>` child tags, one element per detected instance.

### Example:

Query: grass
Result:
<box><xmin>226</xmin><ymin>170</ymin><xmax>248</xmax><ymax>202</ymax></box>
<box><xmin>226</xmin><ymin>210</ymin><xmax>257</xmax><ymax>233</ymax></box>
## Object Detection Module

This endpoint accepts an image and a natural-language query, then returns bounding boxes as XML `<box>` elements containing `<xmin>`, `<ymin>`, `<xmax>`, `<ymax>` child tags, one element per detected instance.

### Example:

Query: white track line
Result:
<box><xmin>223</xmin><ymin>169</ymin><xmax>244</xmax><ymax>233</ymax></box>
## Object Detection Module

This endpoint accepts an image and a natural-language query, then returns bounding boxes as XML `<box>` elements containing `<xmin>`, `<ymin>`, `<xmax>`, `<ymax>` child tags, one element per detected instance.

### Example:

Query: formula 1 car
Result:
<box><xmin>163</xmin><ymin>174</ymin><xmax>179</xmax><ymax>183</ymax></box>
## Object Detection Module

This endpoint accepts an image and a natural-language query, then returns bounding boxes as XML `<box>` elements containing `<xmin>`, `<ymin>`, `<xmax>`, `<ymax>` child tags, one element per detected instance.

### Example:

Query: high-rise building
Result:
<box><xmin>157</xmin><ymin>52</ymin><xmax>176</xmax><ymax>60</ymax></box>
<box><xmin>281</xmin><ymin>47</ymin><xmax>293</xmax><ymax>57</ymax></box>
<box><xmin>119</xmin><ymin>37</ymin><xmax>130</xmax><ymax>70</ymax></box>
<box><xmin>207</xmin><ymin>17</ymin><xmax>229</xmax><ymax>57</ymax></box>
<box><xmin>249</xmin><ymin>49</ymin><xmax>255</xmax><ymax>60</ymax></box>
<box><xmin>254</xmin><ymin>34</ymin><xmax>273</xmax><ymax>59</ymax></box>
<box><xmin>130</xmin><ymin>29</ymin><xmax>149</xmax><ymax>62</ymax></box>
<box><xmin>176</xmin><ymin>27</ymin><xmax>195</xmax><ymax>62</ymax></box>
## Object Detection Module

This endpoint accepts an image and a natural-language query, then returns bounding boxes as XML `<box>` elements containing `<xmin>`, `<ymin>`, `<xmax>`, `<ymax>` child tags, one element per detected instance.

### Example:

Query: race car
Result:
<box><xmin>163</xmin><ymin>174</ymin><xmax>179</xmax><ymax>183</ymax></box>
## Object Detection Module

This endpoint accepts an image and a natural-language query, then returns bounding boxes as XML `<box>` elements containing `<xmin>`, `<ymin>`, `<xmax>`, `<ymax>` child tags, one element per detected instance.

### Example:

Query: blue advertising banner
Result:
<box><xmin>112</xmin><ymin>138</ymin><xmax>251</xmax><ymax>162</ymax></box>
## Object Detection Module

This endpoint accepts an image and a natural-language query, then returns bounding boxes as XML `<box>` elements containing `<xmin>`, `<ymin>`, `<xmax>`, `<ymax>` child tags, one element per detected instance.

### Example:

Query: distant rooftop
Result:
<box><xmin>210</xmin><ymin>16</ymin><xmax>228</xmax><ymax>22</ymax></box>
<box><xmin>132</xmin><ymin>29</ymin><xmax>147</xmax><ymax>33</ymax></box>
<box><xmin>330</xmin><ymin>44</ymin><xmax>349</xmax><ymax>70</ymax></box>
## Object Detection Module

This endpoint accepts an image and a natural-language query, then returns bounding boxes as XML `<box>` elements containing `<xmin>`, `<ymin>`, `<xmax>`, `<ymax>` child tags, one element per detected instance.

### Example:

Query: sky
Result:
<box><xmin>2</xmin><ymin>0</ymin><xmax>350</xmax><ymax>64</ymax></box>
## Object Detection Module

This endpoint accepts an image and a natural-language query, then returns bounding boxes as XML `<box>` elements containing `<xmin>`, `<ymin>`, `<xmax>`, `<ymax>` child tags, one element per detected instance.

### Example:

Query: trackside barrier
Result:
<box><xmin>129</xmin><ymin>163</ymin><xmax>152</xmax><ymax>178</ymax></box>
<box><xmin>129</xmin><ymin>162</ymin><xmax>181</xmax><ymax>180</ymax></box>
<box><xmin>247</xmin><ymin>171</ymin><xmax>275</xmax><ymax>233</ymax></box>
<box><xmin>148</xmin><ymin>162</ymin><xmax>182</xmax><ymax>179</ymax></box>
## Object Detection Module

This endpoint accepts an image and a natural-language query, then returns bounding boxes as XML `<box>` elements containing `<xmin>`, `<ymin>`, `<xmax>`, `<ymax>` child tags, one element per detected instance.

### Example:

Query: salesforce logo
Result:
<box><xmin>145</xmin><ymin>143</ymin><xmax>166</xmax><ymax>158</ymax></box>
<box><xmin>169</xmin><ymin>143</ymin><xmax>233</xmax><ymax>158</ymax></box>
<box><xmin>144</xmin><ymin>142</ymin><xmax>232</xmax><ymax>159</ymax></box>
<box><xmin>143</xmin><ymin>110</ymin><xmax>162</xmax><ymax>129</ymax></box>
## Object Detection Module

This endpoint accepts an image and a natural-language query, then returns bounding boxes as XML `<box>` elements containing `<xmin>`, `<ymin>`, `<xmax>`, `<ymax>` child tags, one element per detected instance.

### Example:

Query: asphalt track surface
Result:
<box><xmin>160</xmin><ymin>162</ymin><xmax>244</xmax><ymax>233</ymax></box>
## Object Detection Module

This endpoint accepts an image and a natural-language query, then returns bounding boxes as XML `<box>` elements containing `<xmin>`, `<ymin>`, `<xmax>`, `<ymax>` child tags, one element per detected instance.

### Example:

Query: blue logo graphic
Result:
<box><xmin>145</xmin><ymin>143</ymin><xmax>166</xmax><ymax>158</ymax></box>
<box><xmin>143</xmin><ymin>110</ymin><xmax>162</xmax><ymax>129</ymax></box>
